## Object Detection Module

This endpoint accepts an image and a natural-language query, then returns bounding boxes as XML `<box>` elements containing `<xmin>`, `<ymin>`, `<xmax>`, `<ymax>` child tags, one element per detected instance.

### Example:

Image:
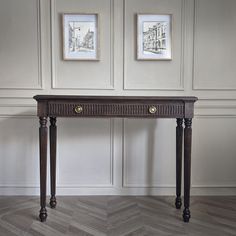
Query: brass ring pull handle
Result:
<box><xmin>149</xmin><ymin>106</ymin><xmax>157</xmax><ymax>114</ymax></box>
<box><xmin>74</xmin><ymin>105</ymin><xmax>83</xmax><ymax>114</ymax></box>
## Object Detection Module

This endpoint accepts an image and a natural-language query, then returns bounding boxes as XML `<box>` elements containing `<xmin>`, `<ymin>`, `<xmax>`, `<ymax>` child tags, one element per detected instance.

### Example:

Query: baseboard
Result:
<box><xmin>0</xmin><ymin>187</ymin><xmax>236</xmax><ymax>196</ymax></box>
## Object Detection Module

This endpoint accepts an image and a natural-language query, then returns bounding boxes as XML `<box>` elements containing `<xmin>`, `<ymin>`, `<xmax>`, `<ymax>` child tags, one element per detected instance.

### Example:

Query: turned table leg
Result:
<box><xmin>175</xmin><ymin>118</ymin><xmax>183</xmax><ymax>209</ymax></box>
<box><xmin>39</xmin><ymin>117</ymin><xmax>48</xmax><ymax>222</ymax></box>
<box><xmin>183</xmin><ymin>118</ymin><xmax>192</xmax><ymax>222</ymax></box>
<box><xmin>50</xmin><ymin>117</ymin><xmax>57</xmax><ymax>208</ymax></box>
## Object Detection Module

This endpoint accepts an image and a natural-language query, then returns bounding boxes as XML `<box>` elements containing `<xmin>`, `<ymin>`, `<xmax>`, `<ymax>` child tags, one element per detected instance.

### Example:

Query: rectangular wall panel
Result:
<box><xmin>57</xmin><ymin>118</ymin><xmax>114</xmax><ymax>187</ymax></box>
<box><xmin>192</xmin><ymin>116</ymin><xmax>236</xmax><ymax>187</ymax></box>
<box><xmin>193</xmin><ymin>0</ymin><xmax>236</xmax><ymax>90</ymax></box>
<box><xmin>0</xmin><ymin>117</ymin><xmax>114</xmax><ymax>188</ymax></box>
<box><xmin>0</xmin><ymin>0</ymin><xmax>42</xmax><ymax>89</ymax></box>
<box><xmin>0</xmin><ymin>117</ymin><xmax>39</xmax><ymax>187</ymax></box>
<box><xmin>123</xmin><ymin>119</ymin><xmax>176</xmax><ymax>187</ymax></box>
<box><xmin>51</xmin><ymin>0</ymin><xmax>114</xmax><ymax>89</ymax></box>
<box><xmin>124</xmin><ymin>0</ymin><xmax>185</xmax><ymax>90</ymax></box>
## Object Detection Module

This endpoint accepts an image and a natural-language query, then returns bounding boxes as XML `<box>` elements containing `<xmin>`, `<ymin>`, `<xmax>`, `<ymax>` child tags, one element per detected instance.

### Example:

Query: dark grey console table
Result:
<box><xmin>33</xmin><ymin>95</ymin><xmax>198</xmax><ymax>223</ymax></box>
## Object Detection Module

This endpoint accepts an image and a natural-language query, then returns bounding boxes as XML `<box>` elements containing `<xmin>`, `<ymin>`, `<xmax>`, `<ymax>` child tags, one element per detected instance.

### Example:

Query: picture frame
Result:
<box><xmin>137</xmin><ymin>14</ymin><xmax>172</xmax><ymax>60</ymax></box>
<box><xmin>62</xmin><ymin>13</ymin><xmax>99</xmax><ymax>60</ymax></box>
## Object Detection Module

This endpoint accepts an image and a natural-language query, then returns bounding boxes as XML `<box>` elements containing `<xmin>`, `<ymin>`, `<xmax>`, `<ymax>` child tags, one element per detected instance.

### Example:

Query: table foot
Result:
<box><xmin>183</xmin><ymin>208</ymin><xmax>191</xmax><ymax>222</ymax></box>
<box><xmin>50</xmin><ymin>196</ymin><xmax>57</xmax><ymax>208</ymax></box>
<box><xmin>39</xmin><ymin>208</ymin><xmax>47</xmax><ymax>222</ymax></box>
<box><xmin>175</xmin><ymin>196</ymin><xmax>182</xmax><ymax>209</ymax></box>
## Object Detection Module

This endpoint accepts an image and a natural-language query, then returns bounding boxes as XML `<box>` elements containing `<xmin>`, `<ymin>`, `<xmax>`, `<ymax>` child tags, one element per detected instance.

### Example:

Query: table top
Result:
<box><xmin>33</xmin><ymin>95</ymin><xmax>198</xmax><ymax>102</ymax></box>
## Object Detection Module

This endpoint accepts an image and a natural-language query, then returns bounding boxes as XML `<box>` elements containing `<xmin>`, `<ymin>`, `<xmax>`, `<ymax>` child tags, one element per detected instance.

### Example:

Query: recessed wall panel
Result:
<box><xmin>123</xmin><ymin>119</ymin><xmax>176</xmax><ymax>187</ymax></box>
<box><xmin>193</xmin><ymin>0</ymin><xmax>236</xmax><ymax>90</ymax></box>
<box><xmin>52</xmin><ymin>0</ymin><xmax>114</xmax><ymax>89</ymax></box>
<box><xmin>124</xmin><ymin>0</ymin><xmax>184</xmax><ymax>90</ymax></box>
<box><xmin>57</xmin><ymin>118</ymin><xmax>113</xmax><ymax>186</ymax></box>
<box><xmin>0</xmin><ymin>0</ymin><xmax>41</xmax><ymax>89</ymax></box>
<box><xmin>192</xmin><ymin>117</ymin><xmax>236</xmax><ymax>186</ymax></box>
<box><xmin>0</xmin><ymin>117</ymin><xmax>39</xmax><ymax>186</ymax></box>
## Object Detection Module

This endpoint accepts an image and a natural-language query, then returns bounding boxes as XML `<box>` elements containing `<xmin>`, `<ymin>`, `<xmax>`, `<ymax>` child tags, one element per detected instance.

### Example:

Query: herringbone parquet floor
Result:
<box><xmin>0</xmin><ymin>196</ymin><xmax>235</xmax><ymax>236</ymax></box>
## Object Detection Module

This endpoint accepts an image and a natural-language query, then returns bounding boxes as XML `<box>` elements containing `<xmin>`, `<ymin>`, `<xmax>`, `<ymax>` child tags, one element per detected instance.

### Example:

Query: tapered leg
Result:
<box><xmin>50</xmin><ymin>117</ymin><xmax>57</xmax><ymax>208</ymax></box>
<box><xmin>183</xmin><ymin>118</ymin><xmax>192</xmax><ymax>222</ymax></box>
<box><xmin>39</xmin><ymin>117</ymin><xmax>48</xmax><ymax>222</ymax></box>
<box><xmin>175</xmin><ymin>118</ymin><xmax>183</xmax><ymax>209</ymax></box>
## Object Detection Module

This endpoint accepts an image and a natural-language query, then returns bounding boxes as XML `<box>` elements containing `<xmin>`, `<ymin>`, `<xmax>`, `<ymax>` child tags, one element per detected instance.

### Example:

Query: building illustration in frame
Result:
<box><xmin>143</xmin><ymin>22</ymin><xmax>167</xmax><ymax>54</ymax></box>
<box><xmin>137</xmin><ymin>14</ymin><xmax>172</xmax><ymax>60</ymax></box>
<box><xmin>69</xmin><ymin>22</ymin><xmax>95</xmax><ymax>53</ymax></box>
<box><xmin>63</xmin><ymin>14</ymin><xmax>99</xmax><ymax>60</ymax></box>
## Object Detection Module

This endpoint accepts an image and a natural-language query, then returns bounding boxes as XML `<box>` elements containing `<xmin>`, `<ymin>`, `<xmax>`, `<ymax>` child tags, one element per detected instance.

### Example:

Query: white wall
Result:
<box><xmin>0</xmin><ymin>0</ymin><xmax>236</xmax><ymax>195</ymax></box>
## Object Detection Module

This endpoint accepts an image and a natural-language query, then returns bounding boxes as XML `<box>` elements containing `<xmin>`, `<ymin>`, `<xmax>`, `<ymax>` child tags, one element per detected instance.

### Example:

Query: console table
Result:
<box><xmin>33</xmin><ymin>95</ymin><xmax>198</xmax><ymax>223</ymax></box>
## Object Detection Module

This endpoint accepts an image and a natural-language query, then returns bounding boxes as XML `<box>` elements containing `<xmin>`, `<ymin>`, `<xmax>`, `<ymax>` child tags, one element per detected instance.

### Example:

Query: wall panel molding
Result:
<box><xmin>50</xmin><ymin>0</ymin><xmax>115</xmax><ymax>90</ymax></box>
<box><xmin>195</xmin><ymin>102</ymin><xmax>236</xmax><ymax>116</ymax></box>
<box><xmin>192</xmin><ymin>115</ymin><xmax>236</xmax><ymax>189</ymax></box>
<box><xmin>56</xmin><ymin>119</ymin><xmax>115</xmax><ymax>188</ymax></box>
<box><xmin>122</xmin><ymin>119</ymin><xmax>176</xmax><ymax>188</ymax></box>
<box><xmin>123</xmin><ymin>0</ymin><xmax>186</xmax><ymax>91</ymax></box>
<box><xmin>193</xmin><ymin>0</ymin><xmax>236</xmax><ymax>90</ymax></box>
<box><xmin>122</xmin><ymin>113</ymin><xmax>236</xmax><ymax>189</ymax></box>
<box><xmin>0</xmin><ymin>116</ymin><xmax>39</xmax><ymax>188</ymax></box>
<box><xmin>0</xmin><ymin>0</ymin><xmax>43</xmax><ymax>90</ymax></box>
<box><xmin>0</xmin><ymin>116</ymin><xmax>115</xmax><ymax>188</ymax></box>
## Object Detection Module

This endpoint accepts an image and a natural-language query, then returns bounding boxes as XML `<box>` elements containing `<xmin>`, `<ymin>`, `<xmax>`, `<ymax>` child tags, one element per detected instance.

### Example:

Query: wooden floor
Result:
<box><xmin>0</xmin><ymin>196</ymin><xmax>235</xmax><ymax>236</ymax></box>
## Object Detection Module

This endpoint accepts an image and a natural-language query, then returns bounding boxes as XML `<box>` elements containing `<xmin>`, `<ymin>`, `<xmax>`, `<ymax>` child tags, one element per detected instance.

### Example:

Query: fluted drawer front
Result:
<box><xmin>48</xmin><ymin>102</ymin><xmax>184</xmax><ymax>118</ymax></box>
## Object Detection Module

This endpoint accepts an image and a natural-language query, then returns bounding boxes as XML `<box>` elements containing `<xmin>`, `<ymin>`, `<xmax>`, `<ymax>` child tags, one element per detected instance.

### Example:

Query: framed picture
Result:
<box><xmin>137</xmin><ymin>14</ymin><xmax>172</xmax><ymax>60</ymax></box>
<box><xmin>62</xmin><ymin>13</ymin><xmax>99</xmax><ymax>60</ymax></box>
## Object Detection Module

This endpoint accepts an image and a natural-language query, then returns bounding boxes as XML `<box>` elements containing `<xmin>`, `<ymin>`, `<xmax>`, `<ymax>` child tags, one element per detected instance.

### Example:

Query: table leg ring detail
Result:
<box><xmin>39</xmin><ymin>208</ymin><xmax>47</xmax><ymax>222</ymax></box>
<box><xmin>183</xmin><ymin>208</ymin><xmax>191</xmax><ymax>222</ymax></box>
<box><xmin>175</xmin><ymin>197</ymin><xmax>182</xmax><ymax>209</ymax></box>
<box><xmin>50</xmin><ymin>196</ymin><xmax>57</xmax><ymax>208</ymax></box>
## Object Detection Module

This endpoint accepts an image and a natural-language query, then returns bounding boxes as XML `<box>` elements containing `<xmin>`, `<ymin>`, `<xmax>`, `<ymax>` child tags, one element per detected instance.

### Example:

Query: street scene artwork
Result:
<box><xmin>63</xmin><ymin>14</ymin><xmax>98</xmax><ymax>60</ymax></box>
<box><xmin>69</xmin><ymin>22</ymin><xmax>95</xmax><ymax>53</ymax></box>
<box><xmin>137</xmin><ymin>14</ymin><xmax>172</xmax><ymax>60</ymax></box>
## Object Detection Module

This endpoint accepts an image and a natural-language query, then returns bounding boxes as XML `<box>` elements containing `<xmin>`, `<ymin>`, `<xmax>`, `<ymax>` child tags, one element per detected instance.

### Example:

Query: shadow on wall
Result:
<box><xmin>146</xmin><ymin>120</ymin><xmax>157</xmax><ymax>195</ymax></box>
<box><xmin>123</xmin><ymin>119</ymin><xmax>176</xmax><ymax>195</ymax></box>
<box><xmin>124</xmin><ymin>119</ymin><xmax>158</xmax><ymax>195</ymax></box>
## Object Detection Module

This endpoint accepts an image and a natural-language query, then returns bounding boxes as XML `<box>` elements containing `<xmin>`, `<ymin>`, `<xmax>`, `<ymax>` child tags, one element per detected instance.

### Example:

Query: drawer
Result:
<box><xmin>48</xmin><ymin>102</ymin><xmax>184</xmax><ymax>118</ymax></box>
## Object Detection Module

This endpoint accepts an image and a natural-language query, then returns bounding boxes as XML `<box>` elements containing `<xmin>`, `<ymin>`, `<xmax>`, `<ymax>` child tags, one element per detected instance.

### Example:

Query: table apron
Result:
<box><xmin>47</xmin><ymin>102</ymin><xmax>185</xmax><ymax>118</ymax></box>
